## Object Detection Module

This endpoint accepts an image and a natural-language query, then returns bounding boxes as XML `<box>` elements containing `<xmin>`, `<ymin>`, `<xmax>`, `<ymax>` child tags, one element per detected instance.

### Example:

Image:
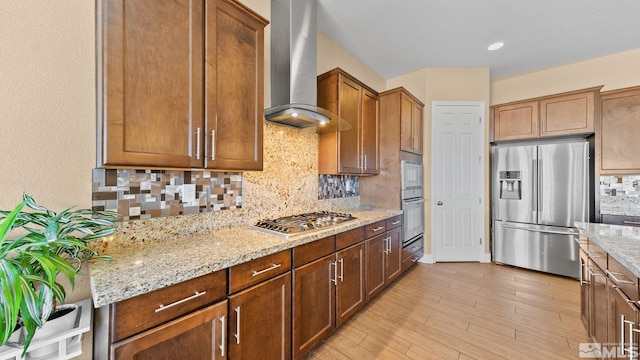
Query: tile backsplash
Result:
<box><xmin>600</xmin><ymin>175</ymin><xmax>640</xmax><ymax>216</ymax></box>
<box><xmin>92</xmin><ymin>123</ymin><xmax>360</xmax><ymax>236</ymax></box>
<box><xmin>92</xmin><ymin>169</ymin><xmax>242</xmax><ymax>221</ymax></box>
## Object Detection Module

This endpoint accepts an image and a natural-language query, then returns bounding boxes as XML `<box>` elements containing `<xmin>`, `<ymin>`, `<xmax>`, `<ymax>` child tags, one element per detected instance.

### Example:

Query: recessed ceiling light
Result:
<box><xmin>488</xmin><ymin>42</ymin><xmax>504</xmax><ymax>51</ymax></box>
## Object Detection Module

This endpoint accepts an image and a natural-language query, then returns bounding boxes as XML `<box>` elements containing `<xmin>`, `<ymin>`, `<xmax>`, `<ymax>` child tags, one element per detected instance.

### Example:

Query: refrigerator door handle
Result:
<box><xmin>538</xmin><ymin>159</ymin><xmax>543</xmax><ymax>220</ymax></box>
<box><xmin>500</xmin><ymin>223</ymin><xmax>578</xmax><ymax>236</ymax></box>
<box><xmin>532</xmin><ymin>159</ymin><xmax>538</xmax><ymax>221</ymax></box>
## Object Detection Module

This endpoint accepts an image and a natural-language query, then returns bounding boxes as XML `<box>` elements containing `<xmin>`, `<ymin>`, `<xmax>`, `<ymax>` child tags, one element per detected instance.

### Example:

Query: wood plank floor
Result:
<box><xmin>305</xmin><ymin>262</ymin><xmax>589</xmax><ymax>360</ymax></box>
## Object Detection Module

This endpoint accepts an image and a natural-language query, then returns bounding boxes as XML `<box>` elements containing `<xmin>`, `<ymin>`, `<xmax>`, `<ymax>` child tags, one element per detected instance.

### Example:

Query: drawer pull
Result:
<box><xmin>371</xmin><ymin>226</ymin><xmax>384</xmax><ymax>232</ymax></box>
<box><xmin>606</xmin><ymin>270</ymin><xmax>636</xmax><ymax>285</ymax></box>
<box><xmin>623</xmin><ymin>220</ymin><xmax>640</xmax><ymax>225</ymax></box>
<box><xmin>252</xmin><ymin>263</ymin><xmax>282</xmax><ymax>277</ymax></box>
<box><xmin>409</xmin><ymin>245</ymin><xmax>419</xmax><ymax>252</ymax></box>
<box><xmin>391</xmin><ymin>221</ymin><xmax>401</xmax><ymax>225</ymax></box>
<box><xmin>154</xmin><ymin>291</ymin><xmax>207</xmax><ymax>313</ymax></box>
<box><xmin>411</xmin><ymin>257</ymin><xmax>419</xmax><ymax>263</ymax></box>
<box><xmin>586</xmin><ymin>249</ymin><xmax>603</xmax><ymax>259</ymax></box>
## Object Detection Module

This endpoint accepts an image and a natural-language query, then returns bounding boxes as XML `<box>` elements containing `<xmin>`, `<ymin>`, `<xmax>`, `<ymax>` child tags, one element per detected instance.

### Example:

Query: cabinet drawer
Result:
<box><xmin>293</xmin><ymin>236</ymin><xmax>335</xmax><ymax>267</ymax></box>
<box><xmin>401</xmin><ymin>247</ymin><xmax>423</xmax><ymax>273</ymax></box>
<box><xmin>365</xmin><ymin>220</ymin><xmax>386</xmax><ymax>239</ymax></box>
<box><xmin>336</xmin><ymin>226</ymin><xmax>364</xmax><ymax>250</ymax></box>
<box><xmin>112</xmin><ymin>269</ymin><xmax>227</xmax><ymax>342</ymax></box>
<box><xmin>402</xmin><ymin>237</ymin><xmax>424</xmax><ymax>260</ymax></box>
<box><xmin>608</xmin><ymin>255</ymin><xmax>639</xmax><ymax>302</ymax></box>
<box><xmin>587</xmin><ymin>242</ymin><xmax>607</xmax><ymax>270</ymax></box>
<box><xmin>386</xmin><ymin>215</ymin><xmax>402</xmax><ymax>230</ymax></box>
<box><xmin>229</xmin><ymin>249</ymin><xmax>291</xmax><ymax>294</ymax></box>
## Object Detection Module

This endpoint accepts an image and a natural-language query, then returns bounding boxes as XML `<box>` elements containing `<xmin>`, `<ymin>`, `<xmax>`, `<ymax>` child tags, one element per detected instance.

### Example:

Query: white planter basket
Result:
<box><xmin>0</xmin><ymin>298</ymin><xmax>92</xmax><ymax>360</ymax></box>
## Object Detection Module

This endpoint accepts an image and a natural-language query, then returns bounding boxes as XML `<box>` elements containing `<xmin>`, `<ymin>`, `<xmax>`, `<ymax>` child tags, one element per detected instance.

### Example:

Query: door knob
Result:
<box><xmin>437</xmin><ymin>201</ymin><xmax>443</xmax><ymax>206</ymax></box>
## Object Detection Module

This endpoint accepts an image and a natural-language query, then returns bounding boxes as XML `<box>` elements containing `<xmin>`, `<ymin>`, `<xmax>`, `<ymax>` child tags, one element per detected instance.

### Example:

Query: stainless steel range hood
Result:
<box><xmin>264</xmin><ymin>0</ymin><xmax>334</xmax><ymax>128</ymax></box>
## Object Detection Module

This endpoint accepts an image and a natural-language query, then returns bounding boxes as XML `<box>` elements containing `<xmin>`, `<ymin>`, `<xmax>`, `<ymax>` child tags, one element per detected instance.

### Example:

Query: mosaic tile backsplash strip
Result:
<box><xmin>600</xmin><ymin>175</ymin><xmax>640</xmax><ymax>216</ymax></box>
<box><xmin>92</xmin><ymin>169</ymin><xmax>242</xmax><ymax>221</ymax></box>
<box><xmin>318</xmin><ymin>175</ymin><xmax>359</xmax><ymax>199</ymax></box>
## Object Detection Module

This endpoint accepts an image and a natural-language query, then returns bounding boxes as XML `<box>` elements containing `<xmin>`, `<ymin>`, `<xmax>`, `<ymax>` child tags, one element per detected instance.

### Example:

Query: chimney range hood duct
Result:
<box><xmin>264</xmin><ymin>0</ymin><xmax>335</xmax><ymax>129</ymax></box>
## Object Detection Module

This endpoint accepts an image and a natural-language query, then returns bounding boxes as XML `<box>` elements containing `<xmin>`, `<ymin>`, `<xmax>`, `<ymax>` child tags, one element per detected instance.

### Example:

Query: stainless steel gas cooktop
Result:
<box><xmin>249</xmin><ymin>211</ymin><xmax>356</xmax><ymax>238</ymax></box>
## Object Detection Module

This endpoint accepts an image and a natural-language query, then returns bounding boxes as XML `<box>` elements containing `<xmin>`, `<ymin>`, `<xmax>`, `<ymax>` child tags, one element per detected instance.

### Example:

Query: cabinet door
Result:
<box><xmin>385</xmin><ymin>227</ymin><xmax>402</xmax><ymax>284</ymax></box>
<box><xmin>292</xmin><ymin>255</ymin><xmax>335</xmax><ymax>360</ymax></box>
<box><xmin>608</xmin><ymin>285</ymin><xmax>639</xmax><ymax>357</ymax></box>
<box><xmin>588</xmin><ymin>260</ymin><xmax>608</xmax><ymax>344</ymax></box>
<box><xmin>600</xmin><ymin>87</ymin><xmax>640</xmax><ymax>174</ymax></box>
<box><xmin>205</xmin><ymin>0</ymin><xmax>265</xmax><ymax>170</ymax></box>
<box><xmin>540</xmin><ymin>90</ymin><xmax>595</xmax><ymax>137</ymax></box>
<box><xmin>579</xmin><ymin>249</ymin><xmax>590</xmax><ymax>336</ymax></box>
<box><xmin>493</xmin><ymin>101</ymin><xmax>539</xmax><ymax>141</ymax></box>
<box><xmin>100</xmin><ymin>0</ymin><xmax>204</xmax><ymax>168</ymax></box>
<box><xmin>400</xmin><ymin>93</ymin><xmax>415</xmax><ymax>153</ymax></box>
<box><xmin>365</xmin><ymin>234</ymin><xmax>386</xmax><ymax>302</ymax></box>
<box><xmin>336</xmin><ymin>243</ymin><xmax>365</xmax><ymax>327</ymax></box>
<box><xmin>111</xmin><ymin>300</ymin><xmax>227</xmax><ymax>360</ymax></box>
<box><xmin>228</xmin><ymin>273</ymin><xmax>291</xmax><ymax>360</ymax></box>
<box><xmin>412</xmin><ymin>101</ymin><xmax>424</xmax><ymax>154</ymax></box>
<box><xmin>361</xmin><ymin>88</ymin><xmax>379</xmax><ymax>174</ymax></box>
<box><xmin>338</xmin><ymin>75</ymin><xmax>362</xmax><ymax>174</ymax></box>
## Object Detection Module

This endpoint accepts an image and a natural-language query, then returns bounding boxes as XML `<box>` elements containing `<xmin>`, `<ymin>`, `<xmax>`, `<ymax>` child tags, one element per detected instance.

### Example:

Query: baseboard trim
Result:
<box><xmin>419</xmin><ymin>253</ymin><xmax>435</xmax><ymax>264</ymax></box>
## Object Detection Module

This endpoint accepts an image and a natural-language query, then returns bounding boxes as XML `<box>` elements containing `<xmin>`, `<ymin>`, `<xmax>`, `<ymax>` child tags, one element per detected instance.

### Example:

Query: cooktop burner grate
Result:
<box><xmin>249</xmin><ymin>211</ymin><xmax>356</xmax><ymax>238</ymax></box>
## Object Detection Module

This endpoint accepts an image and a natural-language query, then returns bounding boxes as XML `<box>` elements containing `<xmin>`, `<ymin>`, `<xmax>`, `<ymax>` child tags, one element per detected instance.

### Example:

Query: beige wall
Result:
<box><xmin>492</xmin><ymin>49</ymin><xmax>640</xmax><ymax>104</ymax></box>
<box><xmin>387</xmin><ymin>68</ymin><xmax>492</xmax><ymax>256</ymax></box>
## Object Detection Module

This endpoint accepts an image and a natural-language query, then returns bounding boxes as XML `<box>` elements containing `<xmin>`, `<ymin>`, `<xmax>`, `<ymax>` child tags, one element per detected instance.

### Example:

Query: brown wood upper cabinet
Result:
<box><xmin>399</xmin><ymin>90</ymin><xmax>424</xmax><ymax>154</ymax></box>
<box><xmin>599</xmin><ymin>86</ymin><xmax>640</xmax><ymax>174</ymax></box>
<box><xmin>317</xmin><ymin>68</ymin><xmax>379</xmax><ymax>175</ymax></box>
<box><xmin>98</xmin><ymin>0</ymin><xmax>267</xmax><ymax>170</ymax></box>
<box><xmin>491</xmin><ymin>86</ymin><xmax>601</xmax><ymax>142</ymax></box>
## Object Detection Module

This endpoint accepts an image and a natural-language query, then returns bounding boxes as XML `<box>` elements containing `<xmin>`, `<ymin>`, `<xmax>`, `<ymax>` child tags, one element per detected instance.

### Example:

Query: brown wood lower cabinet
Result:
<box><xmin>292</xmin><ymin>231</ymin><xmax>365</xmax><ymax>360</ymax></box>
<box><xmin>365</xmin><ymin>222</ymin><xmax>402</xmax><ymax>301</ymax></box>
<box><xmin>228</xmin><ymin>272</ymin><xmax>291</xmax><ymax>360</ymax></box>
<box><xmin>111</xmin><ymin>300</ymin><xmax>227</xmax><ymax>359</ymax></box>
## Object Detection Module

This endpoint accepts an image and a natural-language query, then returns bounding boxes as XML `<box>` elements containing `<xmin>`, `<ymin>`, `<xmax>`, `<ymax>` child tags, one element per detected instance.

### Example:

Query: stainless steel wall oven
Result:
<box><xmin>401</xmin><ymin>161</ymin><xmax>424</xmax><ymax>245</ymax></box>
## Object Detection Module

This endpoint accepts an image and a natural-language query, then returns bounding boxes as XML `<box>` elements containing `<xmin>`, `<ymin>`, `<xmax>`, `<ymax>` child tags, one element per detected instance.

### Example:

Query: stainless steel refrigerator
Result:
<box><xmin>491</xmin><ymin>140</ymin><xmax>589</xmax><ymax>278</ymax></box>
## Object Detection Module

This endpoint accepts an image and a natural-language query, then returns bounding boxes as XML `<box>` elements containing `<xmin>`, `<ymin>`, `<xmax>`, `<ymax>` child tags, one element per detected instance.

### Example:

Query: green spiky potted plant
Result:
<box><xmin>0</xmin><ymin>194</ymin><xmax>117</xmax><ymax>357</ymax></box>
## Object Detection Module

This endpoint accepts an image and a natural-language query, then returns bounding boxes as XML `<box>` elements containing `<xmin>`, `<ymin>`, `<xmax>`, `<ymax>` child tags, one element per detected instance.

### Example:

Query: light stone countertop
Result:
<box><xmin>88</xmin><ymin>207</ymin><xmax>402</xmax><ymax>308</ymax></box>
<box><xmin>575</xmin><ymin>221</ymin><xmax>640</xmax><ymax>278</ymax></box>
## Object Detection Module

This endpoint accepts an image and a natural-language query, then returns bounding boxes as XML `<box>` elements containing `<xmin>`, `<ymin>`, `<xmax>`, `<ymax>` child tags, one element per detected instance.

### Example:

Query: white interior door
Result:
<box><xmin>432</xmin><ymin>102</ymin><xmax>484</xmax><ymax>261</ymax></box>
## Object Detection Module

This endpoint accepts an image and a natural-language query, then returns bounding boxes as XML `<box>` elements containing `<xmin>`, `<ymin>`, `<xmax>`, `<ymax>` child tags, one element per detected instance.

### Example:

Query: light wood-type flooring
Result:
<box><xmin>306</xmin><ymin>262</ymin><xmax>589</xmax><ymax>360</ymax></box>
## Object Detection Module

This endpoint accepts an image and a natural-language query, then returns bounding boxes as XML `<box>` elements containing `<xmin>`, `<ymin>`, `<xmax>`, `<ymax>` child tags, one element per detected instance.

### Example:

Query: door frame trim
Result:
<box><xmin>430</xmin><ymin>101</ymin><xmax>486</xmax><ymax>262</ymax></box>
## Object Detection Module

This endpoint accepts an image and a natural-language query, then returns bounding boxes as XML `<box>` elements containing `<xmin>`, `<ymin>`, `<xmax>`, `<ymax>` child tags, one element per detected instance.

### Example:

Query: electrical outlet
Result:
<box><xmin>182</xmin><ymin>184</ymin><xmax>196</xmax><ymax>203</ymax></box>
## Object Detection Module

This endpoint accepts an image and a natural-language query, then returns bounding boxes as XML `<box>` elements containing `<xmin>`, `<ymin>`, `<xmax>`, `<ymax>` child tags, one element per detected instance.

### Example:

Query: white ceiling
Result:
<box><xmin>317</xmin><ymin>0</ymin><xmax>640</xmax><ymax>80</ymax></box>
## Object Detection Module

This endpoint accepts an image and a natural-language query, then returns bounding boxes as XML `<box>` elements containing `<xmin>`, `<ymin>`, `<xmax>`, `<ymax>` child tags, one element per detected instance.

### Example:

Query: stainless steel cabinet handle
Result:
<box><xmin>623</xmin><ymin>220</ymin><xmax>640</xmax><ymax>225</ymax></box>
<box><xmin>631</xmin><ymin>324</ymin><xmax>640</xmax><ymax>359</ymax></box>
<box><xmin>195</xmin><ymin>127</ymin><xmax>201</xmax><ymax>160</ymax></box>
<box><xmin>210</xmin><ymin>130</ymin><xmax>215</xmax><ymax>160</ymax></box>
<box><xmin>234</xmin><ymin>306</ymin><xmax>241</xmax><ymax>345</ymax></box>
<box><xmin>586</xmin><ymin>249</ymin><xmax>603</xmax><ymax>259</ymax></box>
<box><xmin>392</xmin><ymin>221</ymin><xmax>401</xmax><ymax>225</ymax></box>
<box><xmin>606</xmin><ymin>270</ymin><xmax>636</xmax><ymax>285</ymax></box>
<box><xmin>251</xmin><ymin>263</ymin><xmax>281</xmax><ymax>277</ymax></box>
<box><xmin>383</xmin><ymin>237</ymin><xmax>390</xmax><ymax>254</ymax></box>
<box><xmin>154</xmin><ymin>291</ymin><xmax>207</xmax><ymax>313</ymax></box>
<box><xmin>364</xmin><ymin>155</ymin><xmax>367</xmax><ymax>170</ymax></box>
<box><xmin>219</xmin><ymin>315</ymin><xmax>226</xmax><ymax>357</ymax></box>
<box><xmin>409</xmin><ymin>245</ymin><xmax>419</xmax><ymax>252</ymax></box>
<box><xmin>372</xmin><ymin>226</ymin><xmax>384</xmax><ymax>232</ymax></box>
<box><xmin>500</xmin><ymin>223</ymin><xmax>577</xmax><ymax>236</ymax></box>
<box><xmin>587</xmin><ymin>266</ymin><xmax>603</xmax><ymax>277</ymax></box>
<box><xmin>338</xmin><ymin>258</ymin><xmax>344</xmax><ymax>282</ymax></box>
<box><xmin>331</xmin><ymin>260</ymin><xmax>338</xmax><ymax>285</ymax></box>
<box><xmin>411</xmin><ymin>257</ymin><xmax>419</xmax><ymax>263</ymax></box>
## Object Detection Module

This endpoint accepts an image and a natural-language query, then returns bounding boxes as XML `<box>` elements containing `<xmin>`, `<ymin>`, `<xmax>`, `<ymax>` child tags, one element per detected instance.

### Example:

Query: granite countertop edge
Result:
<box><xmin>89</xmin><ymin>207</ymin><xmax>402</xmax><ymax>308</ymax></box>
<box><xmin>575</xmin><ymin>221</ymin><xmax>640</xmax><ymax>278</ymax></box>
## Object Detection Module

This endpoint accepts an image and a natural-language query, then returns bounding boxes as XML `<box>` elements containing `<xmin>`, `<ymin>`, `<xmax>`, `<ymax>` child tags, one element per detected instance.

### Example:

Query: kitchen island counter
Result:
<box><xmin>89</xmin><ymin>207</ymin><xmax>401</xmax><ymax>308</ymax></box>
<box><xmin>576</xmin><ymin>221</ymin><xmax>640</xmax><ymax>279</ymax></box>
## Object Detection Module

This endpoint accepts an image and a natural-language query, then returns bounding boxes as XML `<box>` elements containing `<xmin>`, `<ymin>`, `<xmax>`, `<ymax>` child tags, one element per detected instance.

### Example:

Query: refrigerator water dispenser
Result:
<box><xmin>499</xmin><ymin>171</ymin><xmax>521</xmax><ymax>200</ymax></box>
